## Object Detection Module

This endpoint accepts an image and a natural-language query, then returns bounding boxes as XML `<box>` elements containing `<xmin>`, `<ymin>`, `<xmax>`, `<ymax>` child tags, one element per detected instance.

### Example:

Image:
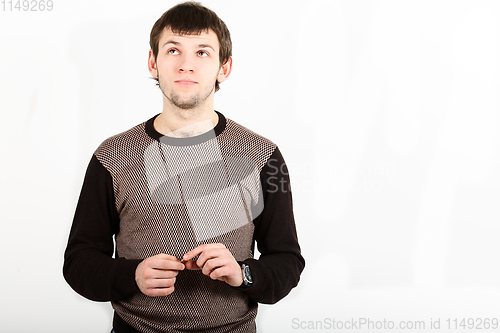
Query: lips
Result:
<box><xmin>175</xmin><ymin>79</ymin><xmax>198</xmax><ymax>85</ymax></box>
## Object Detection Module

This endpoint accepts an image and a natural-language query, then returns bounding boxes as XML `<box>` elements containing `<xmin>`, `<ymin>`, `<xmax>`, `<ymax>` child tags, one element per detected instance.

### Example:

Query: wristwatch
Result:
<box><xmin>237</xmin><ymin>263</ymin><xmax>253</xmax><ymax>289</ymax></box>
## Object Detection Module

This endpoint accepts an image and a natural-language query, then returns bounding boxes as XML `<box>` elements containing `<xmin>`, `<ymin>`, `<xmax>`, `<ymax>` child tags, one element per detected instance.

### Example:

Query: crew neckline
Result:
<box><xmin>145</xmin><ymin>111</ymin><xmax>227</xmax><ymax>146</ymax></box>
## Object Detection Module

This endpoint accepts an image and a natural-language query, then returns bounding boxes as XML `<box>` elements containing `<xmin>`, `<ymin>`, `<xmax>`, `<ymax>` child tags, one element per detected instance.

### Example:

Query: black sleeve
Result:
<box><xmin>242</xmin><ymin>147</ymin><xmax>305</xmax><ymax>304</ymax></box>
<box><xmin>63</xmin><ymin>155</ymin><xmax>142</xmax><ymax>302</ymax></box>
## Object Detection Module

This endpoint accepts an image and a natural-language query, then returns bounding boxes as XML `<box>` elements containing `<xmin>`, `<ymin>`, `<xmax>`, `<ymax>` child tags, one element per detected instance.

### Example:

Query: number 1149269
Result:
<box><xmin>2</xmin><ymin>0</ymin><xmax>53</xmax><ymax>11</ymax></box>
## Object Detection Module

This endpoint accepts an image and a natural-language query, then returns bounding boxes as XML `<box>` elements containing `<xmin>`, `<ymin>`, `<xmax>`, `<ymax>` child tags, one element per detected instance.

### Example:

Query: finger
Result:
<box><xmin>184</xmin><ymin>260</ymin><xmax>201</xmax><ymax>270</ymax></box>
<box><xmin>182</xmin><ymin>247</ymin><xmax>204</xmax><ymax>262</ymax></box>
<box><xmin>200</xmin><ymin>257</ymin><xmax>230</xmax><ymax>277</ymax></box>
<box><xmin>153</xmin><ymin>253</ymin><xmax>178</xmax><ymax>261</ymax></box>
<box><xmin>150</xmin><ymin>257</ymin><xmax>185</xmax><ymax>271</ymax></box>
<box><xmin>149</xmin><ymin>269</ymin><xmax>179</xmax><ymax>279</ymax></box>
<box><xmin>196</xmin><ymin>248</ymin><xmax>230</xmax><ymax>269</ymax></box>
<box><xmin>182</xmin><ymin>243</ymin><xmax>226</xmax><ymax>262</ymax></box>
<box><xmin>208</xmin><ymin>264</ymin><xmax>243</xmax><ymax>287</ymax></box>
<box><xmin>141</xmin><ymin>267</ymin><xmax>178</xmax><ymax>280</ymax></box>
<box><xmin>144</xmin><ymin>286</ymin><xmax>175</xmax><ymax>297</ymax></box>
<box><xmin>143</xmin><ymin>277</ymin><xmax>176</xmax><ymax>289</ymax></box>
<box><xmin>209</xmin><ymin>266</ymin><xmax>231</xmax><ymax>281</ymax></box>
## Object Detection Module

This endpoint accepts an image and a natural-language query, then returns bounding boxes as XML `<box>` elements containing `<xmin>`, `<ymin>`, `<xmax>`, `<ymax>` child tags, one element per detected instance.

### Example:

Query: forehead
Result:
<box><xmin>159</xmin><ymin>27</ymin><xmax>219</xmax><ymax>50</ymax></box>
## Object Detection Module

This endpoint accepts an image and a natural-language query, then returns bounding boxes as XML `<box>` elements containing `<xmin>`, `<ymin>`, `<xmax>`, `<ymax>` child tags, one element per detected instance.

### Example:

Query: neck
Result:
<box><xmin>154</xmin><ymin>97</ymin><xmax>218</xmax><ymax>138</ymax></box>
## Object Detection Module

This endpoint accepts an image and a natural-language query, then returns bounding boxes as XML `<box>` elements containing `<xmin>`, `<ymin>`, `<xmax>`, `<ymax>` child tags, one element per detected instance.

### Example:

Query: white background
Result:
<box><xmin>1</xmin><ymin>0</ymin><xmax>500</xmax><ymax>332</ymax></box>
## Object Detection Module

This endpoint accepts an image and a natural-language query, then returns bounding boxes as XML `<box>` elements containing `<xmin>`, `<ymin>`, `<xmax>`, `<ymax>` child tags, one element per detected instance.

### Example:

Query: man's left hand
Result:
<box><xmin>182</xmin><ymin>243</ymin><xmax>243</xmax><ymax>287</ymax></box>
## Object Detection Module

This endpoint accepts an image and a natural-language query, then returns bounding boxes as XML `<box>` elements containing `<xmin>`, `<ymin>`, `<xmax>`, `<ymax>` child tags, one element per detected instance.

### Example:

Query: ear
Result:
<box><xmin>148</xmin><ymin>49</ymin><xmax>158</xmax><ymax>78</ymax></box>
<box><xmin>217</xmin><ymin>56</ymin><xmax>233</xmax><ymax>84</ymax></box>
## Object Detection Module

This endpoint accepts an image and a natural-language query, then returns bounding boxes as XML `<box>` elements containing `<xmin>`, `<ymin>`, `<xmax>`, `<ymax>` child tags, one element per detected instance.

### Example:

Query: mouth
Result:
<box><xmin>175</xmin><ymin>80</ymin><xmax>198</xmax><ymax>86</ymax></box>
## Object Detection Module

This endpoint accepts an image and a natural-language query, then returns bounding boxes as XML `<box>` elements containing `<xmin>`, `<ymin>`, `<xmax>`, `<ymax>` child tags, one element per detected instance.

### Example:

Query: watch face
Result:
<box><xmin>243</xmin><ymin>264</ymin><xmax>253</xmax><ymax>284</ymax></box>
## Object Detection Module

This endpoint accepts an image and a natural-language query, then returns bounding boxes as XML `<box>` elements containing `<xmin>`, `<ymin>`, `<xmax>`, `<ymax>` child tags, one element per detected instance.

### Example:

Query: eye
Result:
<box><xmin>197</xmin><ymin>50</ymin><xmax>208</xmax><ymax>57</ymax></box>
<box><xmin>168</xmin><ymin>49</ymin><xmax>179</xmax><ymax>55</ymax></box>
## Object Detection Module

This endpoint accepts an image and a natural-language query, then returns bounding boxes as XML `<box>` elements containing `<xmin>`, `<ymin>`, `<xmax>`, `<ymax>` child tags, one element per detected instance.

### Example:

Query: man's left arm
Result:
<box><xmin>242</xmin><ymin>147</ymin><xmax>305</xmax><ymax>304</ymax></box>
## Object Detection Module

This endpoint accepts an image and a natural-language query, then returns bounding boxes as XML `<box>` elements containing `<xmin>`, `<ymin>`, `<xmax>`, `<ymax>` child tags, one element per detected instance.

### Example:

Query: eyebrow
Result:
<box><xmin>162</xmin><ymin>40</ymin><xmax>215</xmax><ymax>51</ymax></box>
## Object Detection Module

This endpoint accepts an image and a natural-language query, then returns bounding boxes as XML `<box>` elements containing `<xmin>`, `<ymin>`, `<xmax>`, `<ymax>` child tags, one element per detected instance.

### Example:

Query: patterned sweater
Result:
<box><xmin>63</xmin><ymin>112</ymin><xmax>305</xmax><ymax>333</ymax></box>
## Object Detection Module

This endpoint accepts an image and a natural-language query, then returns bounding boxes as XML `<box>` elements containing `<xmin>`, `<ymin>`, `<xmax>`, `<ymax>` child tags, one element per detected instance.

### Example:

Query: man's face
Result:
<box><xmin>149</xmin><ymin>28</ymin><xmax>231</xmax><ymax>110</ymax></box>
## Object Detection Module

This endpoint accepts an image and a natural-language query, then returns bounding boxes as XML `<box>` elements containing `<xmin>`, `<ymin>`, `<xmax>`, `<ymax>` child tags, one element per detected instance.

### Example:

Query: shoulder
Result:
<box><xmin>94</xmin><ymin>121</ymin><xmax>151</xmax><ymax>168</ymax></box>
<box><xmin>222</xmin><ymin>118</ymin><xmax>277</xmax><ymax>152</ymax></box>
<box><xmin>219</xmin><ymin>118</ymin><xmax>278</xmax><ymax>171</ymax></box>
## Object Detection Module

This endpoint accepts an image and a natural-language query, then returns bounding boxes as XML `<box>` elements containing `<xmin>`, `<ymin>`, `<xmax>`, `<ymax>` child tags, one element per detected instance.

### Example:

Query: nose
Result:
<box><xmin>179</xmin><ymin>54</ymin><xmax>195</xmax><ymax>73</ymax></box>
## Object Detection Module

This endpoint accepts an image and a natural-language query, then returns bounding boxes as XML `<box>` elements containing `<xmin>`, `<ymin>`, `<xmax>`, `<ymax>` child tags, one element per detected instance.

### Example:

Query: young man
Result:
<box><xmin>63</xmin><ymin>2</ymin><xmax>304</xmax><ymax>332</ymax></box>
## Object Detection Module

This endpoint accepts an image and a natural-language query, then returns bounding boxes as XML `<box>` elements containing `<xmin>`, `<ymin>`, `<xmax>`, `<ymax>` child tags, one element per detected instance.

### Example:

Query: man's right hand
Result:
<box><xmin>135</xmin><ymin>254</ymin><xmax>185</xmax><ymax>297</ymax></box>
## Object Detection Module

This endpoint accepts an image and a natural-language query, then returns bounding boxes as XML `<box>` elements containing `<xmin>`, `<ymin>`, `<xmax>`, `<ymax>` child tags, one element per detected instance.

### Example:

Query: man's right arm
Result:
<box><xmin>63</xmin><ymin>155</ymin><xmax>142</xmax><ymax>302</ymax></box>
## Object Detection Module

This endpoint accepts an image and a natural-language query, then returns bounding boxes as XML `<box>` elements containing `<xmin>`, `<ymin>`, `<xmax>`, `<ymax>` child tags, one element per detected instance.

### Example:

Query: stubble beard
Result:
<box><xmin>158</xmin><ymin>74</ymin><xmax>217</xmax><ymax>110</ymax></box>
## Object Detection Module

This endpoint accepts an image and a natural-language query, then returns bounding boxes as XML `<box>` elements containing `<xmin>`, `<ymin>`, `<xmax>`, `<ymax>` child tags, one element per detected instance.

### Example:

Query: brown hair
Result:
<box><xmin>149</xmin><ymin>1</ymin><xmax>232</xmax><ymax>92</ymax></box>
